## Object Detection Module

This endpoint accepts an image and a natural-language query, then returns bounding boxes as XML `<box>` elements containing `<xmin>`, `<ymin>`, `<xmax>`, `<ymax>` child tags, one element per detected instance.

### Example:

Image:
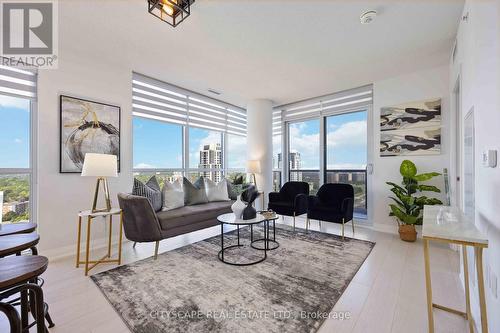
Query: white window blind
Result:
<box><xmin>272</xmin><ymin>109</ymin><xmax>282</xmax><ymax>136</ymax></box>
<box><xmin>132</xmin><ymin>73</ymin><xmax>246</xmax><ymax>136</ymax></box>
<box><xmin>277</xmin><ymin>85</ymin><xmax>373</xmax><ymax>122</ymax></box>
<box><xmin>0</xmin><ymin>65</ymin><xmax>37</xmax><ymax>99</ymax></box>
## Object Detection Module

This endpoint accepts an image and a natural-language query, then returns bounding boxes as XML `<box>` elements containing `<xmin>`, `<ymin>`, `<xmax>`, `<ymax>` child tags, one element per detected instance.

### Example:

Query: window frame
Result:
<box><xmin>0</xmin><ymin>93</ymin><xmax>37</xmax><ymax>224</ymax></box>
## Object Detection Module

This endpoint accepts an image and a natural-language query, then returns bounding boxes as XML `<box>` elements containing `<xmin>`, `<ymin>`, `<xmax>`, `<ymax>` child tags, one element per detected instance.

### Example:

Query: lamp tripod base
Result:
<box><xmin>92</xmin><ymin>177</ymin><xmax>112</xmax><ymax>213</ymax></box>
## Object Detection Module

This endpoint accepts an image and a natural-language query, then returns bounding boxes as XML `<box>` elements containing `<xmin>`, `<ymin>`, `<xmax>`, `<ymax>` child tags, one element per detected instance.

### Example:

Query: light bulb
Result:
<box><xmin>162</xmin><ymin>3</ymin><xmax>174</xmax><ymax>16</ymax></box>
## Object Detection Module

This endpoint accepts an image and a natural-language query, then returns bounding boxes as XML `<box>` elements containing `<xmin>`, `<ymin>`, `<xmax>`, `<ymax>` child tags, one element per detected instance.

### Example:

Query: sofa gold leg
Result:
<box><xmin>154</xmin><ymin>241</ymin><xmax>159</xmax><ymax>260</ymax></box>
<box><xmin>342</xmin><ymin>218</ymin><xmax>345</xmax><ymax>240</ymax></box>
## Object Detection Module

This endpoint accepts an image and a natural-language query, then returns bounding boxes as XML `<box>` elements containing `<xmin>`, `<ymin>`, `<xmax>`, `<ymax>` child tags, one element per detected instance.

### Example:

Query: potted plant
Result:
<box><xmin>386</xmin><ymin>160</ymin><xmax>443</xmax><ymax>242</ymax></box>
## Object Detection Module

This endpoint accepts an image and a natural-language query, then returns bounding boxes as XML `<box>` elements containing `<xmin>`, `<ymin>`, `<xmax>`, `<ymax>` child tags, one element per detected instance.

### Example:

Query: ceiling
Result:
<box><xmin>60</xmin><ymin>0</ymin><xmax>464</xmax><ymax>108</ymax></box>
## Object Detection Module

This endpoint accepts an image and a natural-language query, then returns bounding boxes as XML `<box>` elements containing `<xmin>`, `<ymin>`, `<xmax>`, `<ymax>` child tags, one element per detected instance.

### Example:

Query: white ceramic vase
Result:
<box><xmin>231</xmin><ymin>195</ymin><xmax>245</xmax><ymax>219</ymax></box>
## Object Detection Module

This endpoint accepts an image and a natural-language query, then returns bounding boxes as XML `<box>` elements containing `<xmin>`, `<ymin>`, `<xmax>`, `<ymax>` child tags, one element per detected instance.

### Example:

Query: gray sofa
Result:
<box><xmin>118</xmin><ymin>193</ymin><xmax>234</xmax><ymax>259</ymax></box>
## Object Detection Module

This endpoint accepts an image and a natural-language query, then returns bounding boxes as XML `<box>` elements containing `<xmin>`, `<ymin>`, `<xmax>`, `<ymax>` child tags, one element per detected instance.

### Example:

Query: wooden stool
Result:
<box><xmin>0</xmin><ymin>256</ymin><xmax>49</xmax><ymax>333</ymax></box>
<box><xmin>0</xmin><ymin>223</ymin><xmax>37</xmax><ymax>237</ymax></box>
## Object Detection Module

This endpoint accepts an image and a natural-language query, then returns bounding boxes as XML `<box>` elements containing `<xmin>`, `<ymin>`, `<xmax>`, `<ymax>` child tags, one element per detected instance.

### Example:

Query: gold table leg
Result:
<box><xmin>475</xmin><ymin>246</ymin><xmax>488</xmax><ymax>333</ymax></box>
<box><xmin>84</xmin><ymin>216</ymin><xmax>92</xmax><ymax>276</ymax></box>
<box><xmin>462</xmin><ymin>245</ymin><xmax>474</xmax><ymax>333</ymax></box>
<box><xmin>76</xmin><ymin>216</ymin><xmax>82</xmax><ymax>268</ymax></box>
<box><xmin>118</xmin><ymin>212</ymin><xmax>123</xmax><ymax>265</ymax></box>
<box><xmin>423</xmin><ymin>239</ymin><xmax>434</xmax><ymax>333</ymax></box>
<box><xmin>107</xmin><ymin>215</ymin><xmax>113</xmax><ymax>258</ymax></box>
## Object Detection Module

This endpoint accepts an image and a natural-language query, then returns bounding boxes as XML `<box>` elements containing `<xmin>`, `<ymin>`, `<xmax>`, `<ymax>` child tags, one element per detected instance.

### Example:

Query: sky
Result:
<box><xmin>0</xmin><ymin>95</ymin><xmax>30</xmax><ymax>168</ymax></box>
<box><xmin>133</xmin><ymin>117</ymin><xmax>247</xmax><ymax>169</ymax></box>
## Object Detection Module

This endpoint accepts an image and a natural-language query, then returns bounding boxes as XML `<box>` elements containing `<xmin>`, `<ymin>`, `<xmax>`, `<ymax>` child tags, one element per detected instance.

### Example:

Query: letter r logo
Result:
<box><xmin>2</xmin><ymin>2</ymin><xmax>53</xmax><ymax>54</ymax></box>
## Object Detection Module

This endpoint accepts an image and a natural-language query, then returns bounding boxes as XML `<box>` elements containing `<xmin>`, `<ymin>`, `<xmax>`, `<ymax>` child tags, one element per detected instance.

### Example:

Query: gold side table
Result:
<box><xmin>76</xmin><ymin>208</ymin><xmax>123</xmax><ymax>276</ymax></box>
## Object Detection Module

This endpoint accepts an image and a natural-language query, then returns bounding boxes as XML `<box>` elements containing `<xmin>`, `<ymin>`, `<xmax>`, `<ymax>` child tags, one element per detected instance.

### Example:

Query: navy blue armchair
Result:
<box><xmin>306</xmin><ymin>183</ymin><xmax>354</xmax><ymax>239</ymax></box>
<box><xmin>268</xmin><ymin>181</ymin><xmax>309</xmax><ymax>230</ymax></box>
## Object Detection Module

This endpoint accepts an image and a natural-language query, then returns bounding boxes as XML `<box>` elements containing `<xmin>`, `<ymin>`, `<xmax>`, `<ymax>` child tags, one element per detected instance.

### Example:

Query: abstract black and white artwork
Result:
<box><xmin>380</xmin><ymin>98</ymin><xmax>441</xmax><ymax>156</ymax></box>
<box><xmin>60</xmin><ymin>95</ymin><xmax>120</xmax><ymax>173</ymax></box>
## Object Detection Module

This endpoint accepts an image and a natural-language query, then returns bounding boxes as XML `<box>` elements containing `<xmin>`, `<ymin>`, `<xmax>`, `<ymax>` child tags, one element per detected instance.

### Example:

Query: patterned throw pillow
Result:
<box><xmin>183</xmin><ymin>177</ymin><xmax>208</xmax><ymax>205</ymax></box>
<box><xmin>132</xmin><ymin>177</ymin><xmax>162</xmax><ymax>212</ymax></box>
<box><xmin>204</xmin><ymin>178</ymin><xmax>230</xmax><ymax>202</ymax></box>
<box><xmin>162</xmin><ymin>178</ymin><xmax>184</xmax><ymax>211</ymax></box>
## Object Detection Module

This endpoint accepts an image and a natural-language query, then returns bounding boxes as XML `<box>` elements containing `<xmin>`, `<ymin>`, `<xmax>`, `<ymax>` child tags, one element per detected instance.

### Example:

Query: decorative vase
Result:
<box><xmin>398</xmin><ymin>224</ymin><xmax>417</xmax><ymax>242</ymax></box>
<box><xmin>231</xmin><ymin>195</ymin><xmax>245</xmax><ymax>219</ymax></box>
<box><xmin>242</xmin><ymin>204</ymin><xmax>256</xmax><ymax>220</ymax></box>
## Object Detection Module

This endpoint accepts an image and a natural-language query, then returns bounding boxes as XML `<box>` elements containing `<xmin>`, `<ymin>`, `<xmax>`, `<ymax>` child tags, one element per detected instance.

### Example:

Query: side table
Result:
<box><xmin>76</xmin><ymin>208</ymin><xmax>123</xmax><ymax>276</ymax></box>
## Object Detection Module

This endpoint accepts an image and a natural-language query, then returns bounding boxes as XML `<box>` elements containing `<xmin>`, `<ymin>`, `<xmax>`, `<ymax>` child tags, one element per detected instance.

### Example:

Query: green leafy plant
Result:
<box><xmin>386</xmin><ymin>160</ymin><xmax>443</xmax><ymax>225</ymax></box>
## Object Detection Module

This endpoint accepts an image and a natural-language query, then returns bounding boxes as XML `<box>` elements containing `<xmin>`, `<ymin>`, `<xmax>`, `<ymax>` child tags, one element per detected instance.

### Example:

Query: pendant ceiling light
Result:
<box><xmin>148</xmin><ymin>0</ymin><xmax>194</xmax><ymax>27</ymax></box>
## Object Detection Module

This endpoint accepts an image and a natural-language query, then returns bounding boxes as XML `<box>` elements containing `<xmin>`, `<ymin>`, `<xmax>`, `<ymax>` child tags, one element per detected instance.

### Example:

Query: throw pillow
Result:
<box><xmin>204</xmin><ymin>178</ymin><xmax>230</xmax><ymax>202</ymax></box>
<box><xmin>162</xmin><ymin>178</ymin><xmax>184</xmax><ymax>211</ymax></box>
<box><xmin>132</xmin><ymin>177</ymin><xmax>162</xmax><ymax>212</ymax></box>
<box><xmin>183</xmin><ymin>177</ymin><xmax>208</xmax><ymax>205</ymax></box>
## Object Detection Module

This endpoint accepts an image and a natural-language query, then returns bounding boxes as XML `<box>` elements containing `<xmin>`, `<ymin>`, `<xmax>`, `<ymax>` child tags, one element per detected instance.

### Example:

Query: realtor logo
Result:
<box><xmin>1</xmin><ymin>1</ymin><xmax>58</xmax><ymax>68</ymax></box>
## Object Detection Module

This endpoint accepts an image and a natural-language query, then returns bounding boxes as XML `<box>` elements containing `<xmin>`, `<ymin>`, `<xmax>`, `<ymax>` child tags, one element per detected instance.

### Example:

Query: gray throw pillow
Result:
<box><xmin>204</xmin><ymin>178</ymin><xmax>230</xmax><ymax>202</ymax></box>
<box><xmin>132</xmin><ymin>177</ymin><xmax>162</xmax><ymax>212</ymax></box>
<box><xmin>162</xmin><ymin>178</ymin><xmax>184</xmax><ymax>211</ymax></box>
<box><xmin>183</xmin><ymin>177</ymin><xmax>208</xmax><ymax>205</ymax></box>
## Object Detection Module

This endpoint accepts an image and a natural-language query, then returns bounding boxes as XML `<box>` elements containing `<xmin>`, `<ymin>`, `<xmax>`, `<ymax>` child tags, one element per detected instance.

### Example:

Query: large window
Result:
<box><xmin>326</xmin><ymin>111</ymin><xmax>367</xmax><ymax>215</ymax></box>
<box><xmin>272</xmin><ymin>134</ymin><xmax>282</xmax><ymax>191</ymax></box>
<box><xmin>132</xmin><ymin>73</ymin><xmax>247</xmax><ymax>183</ymax></box>
<box><xmin>288</xmin><ymin>119</ymin><xmax>320</xmax><ymax>194</ymax></box>
<box><xmin>0</xmin><ymin>95</ymin><xmax>33</xmax><ymax>223</ymax></box>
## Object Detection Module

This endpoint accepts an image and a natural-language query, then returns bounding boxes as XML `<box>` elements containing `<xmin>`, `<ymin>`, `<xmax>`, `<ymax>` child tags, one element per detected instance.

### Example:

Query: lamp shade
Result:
<box><xmin>246</xmin><ymin>160</ymin><xmax>261</xmax><ymax>174</ymax></box>
<box><xmin>81</xmin><ymin>153</ymin><xmax>118</xmax><ymax>177</ymax></box>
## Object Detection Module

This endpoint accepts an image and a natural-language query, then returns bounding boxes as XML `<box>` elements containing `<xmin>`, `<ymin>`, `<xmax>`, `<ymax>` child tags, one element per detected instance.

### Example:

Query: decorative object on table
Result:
<box><xmin>231</xmin><ymin>195</ymin><xmax>246</xmax><ymax>219</ymax></box>
<box><xmin>91</xmin><ymin>226</ymin><xmax>375</xmax><ymax>333</ymax></box>
<box><xmin>60</xmin><ymin>95</ymin><xmax>120</xmax><ymax>173</ymax></box>
<box><xmin>147</xmin><ymin>0</ymin><xmax>195</xmax><ymax>27</ymax></box>
<box><xmin>242</xmin><ymin>189</ymin><xmax>260</xmax><ymax>220</ymax></box>
<box><xmin>246</xmin><ymin>160</ymin><xmax>261</xmax><ymax>190</ymax></box>
<box><xmin>380</xmin><ymin>98</ymin><xmax>441</xmax><ymax>157</ymax></box>
<box><xmin>260</xmin><ymin>209</ymin><xmax>277</xmax><ymax>220</ymax></box>
<box><xmin>386</xmin><ymin>159</ymin><xmax>443</xmax><ymax>242</ymax></box>
<box><xmin>82</xmin><ymin>153</ymin><xmax>118</xmax><ymax>213</ymax></box>
<box><xmin>133</xmin><ymin>176</ymin><xmax>163</xmax><ymax>212</ymax></box>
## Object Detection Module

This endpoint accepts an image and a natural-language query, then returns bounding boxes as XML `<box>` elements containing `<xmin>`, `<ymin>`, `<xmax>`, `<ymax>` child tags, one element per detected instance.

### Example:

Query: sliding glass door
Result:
<box><xmin>326</xmin><ymin>111</ymin><xmax>368</xmax><ymax>217</ymax></box>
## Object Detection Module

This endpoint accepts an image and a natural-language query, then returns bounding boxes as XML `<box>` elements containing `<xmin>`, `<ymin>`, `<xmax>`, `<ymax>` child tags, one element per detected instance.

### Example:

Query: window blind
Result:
<box><xmin>272</xmin><ymin>109</ymin><xmax>282</xmax><ymax>136</ymax></box>
<box><xmin>132</xmin><ymin>72</ymin><xmax>247</xmax><ymax>136</ymax></box>
<box><xmin>276</xmin><ymin>85</ymin><xmax>373</xmax><ymax>122</ymax></box>
<box><xmin>0</xmin><ymin>64</ymin><xmax>37</xmax><ymax>99</ymax></box>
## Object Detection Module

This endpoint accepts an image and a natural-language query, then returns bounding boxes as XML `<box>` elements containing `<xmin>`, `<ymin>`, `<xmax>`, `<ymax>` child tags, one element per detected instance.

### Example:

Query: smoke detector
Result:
<box><xmin>360</xmin><ymin>10</ymin><xmax>377</xmax><ymax>24</ymax></box>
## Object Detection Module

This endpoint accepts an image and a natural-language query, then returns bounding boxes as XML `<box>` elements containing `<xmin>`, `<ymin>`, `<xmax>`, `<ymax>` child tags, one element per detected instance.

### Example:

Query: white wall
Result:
<box><xmin>37</xmin><ymin>54</ymin><xmax>133</xmax><ymax>257</ymax></box>
<box><xmin>371</xmin><ymin>65</ymin><xmax>450</xmax><ymax>231</ymax></box>
<box><xmin>451</xmin><ymin>1</ymin><xmax>500</xmax><ymax>331</ymax></box>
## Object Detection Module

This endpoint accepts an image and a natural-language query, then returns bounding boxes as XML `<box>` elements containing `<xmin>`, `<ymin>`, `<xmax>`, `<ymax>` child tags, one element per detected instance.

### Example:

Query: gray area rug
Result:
<box><xmin>91</xmin><ymin>225</ymin><xmax>374</xmax><ymax>333</ymax></box>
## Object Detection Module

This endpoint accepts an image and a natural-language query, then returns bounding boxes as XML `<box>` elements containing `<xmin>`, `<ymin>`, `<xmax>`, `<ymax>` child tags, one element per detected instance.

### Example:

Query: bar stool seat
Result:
<box><xmin>0</xmin><ymin>223</ymin><xmax>37</xmax><ymax>237</ymax></box>
<box><xmin>0</xmin><ymin>256</ymin><xmax>49</xmax><ymax>333</ymax></box>
<box><xmin>0</xmin><ymin>233</ymin><xmax>40</xmax><ymax>257</ymax></box>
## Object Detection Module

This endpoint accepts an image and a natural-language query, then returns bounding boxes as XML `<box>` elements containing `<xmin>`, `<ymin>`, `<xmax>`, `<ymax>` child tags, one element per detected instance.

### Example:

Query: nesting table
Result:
<box><xmin>422</xmin><ymin>205</ymin><xmax>489</xmax><ymax>333</ymax></box>
<box><xmin>76</xmin><ymin>209</ymin><xmax>123</xmax><ymax>276</ymax></box>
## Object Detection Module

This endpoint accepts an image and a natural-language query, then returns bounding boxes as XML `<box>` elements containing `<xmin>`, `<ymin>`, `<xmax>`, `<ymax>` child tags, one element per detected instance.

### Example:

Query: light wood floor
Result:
<box><xmin>1</xmin><ymin>217</ymin><xmax>469</xmax><ymax>333</ymax></box>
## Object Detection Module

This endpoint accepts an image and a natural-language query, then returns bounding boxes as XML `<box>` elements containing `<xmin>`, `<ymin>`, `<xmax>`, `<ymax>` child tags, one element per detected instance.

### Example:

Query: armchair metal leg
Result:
<box><xmin>153</xmin><ymin>241</ymin><xmax>159</xmax><ymax>260</ymax></box>
<box><xmin>133</xmin><ymin>242</ymin><xmax>137</xmax><ymax>248</ymax></box>
<box><xmin>319</xmin><ymin>220</ymin><xmax>322</xmax><ymax>229</ymax></box>
<box><xmin>306</xmin><ymin>217</ymin><xmax>309</xmax><ymax>232</ymax></box>
<box><xmin>341</xmin><ymin>218</ymin><xmax>345</xmax><ymax>240</ymax></box>
<box><xmin>293</xmin><ymin>213</ymin><xmax>296</xmax><ymax>231</ymax></box>
<box><xmin>352</xmin><ymin>219</ymin><xmax>355</xmax><ymax>234</ymax></box>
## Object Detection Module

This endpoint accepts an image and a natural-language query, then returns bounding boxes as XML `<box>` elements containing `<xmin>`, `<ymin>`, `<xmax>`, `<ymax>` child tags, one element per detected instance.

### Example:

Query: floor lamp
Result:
<box><xmin>246</xmin><ymin>160</ymin><xmax>261</xmax><ymax>190</ymax></box>
<box><xmin>81</xmin><ymin>153</ymin><xmax>118</xmax><ymax>213</ymax></box>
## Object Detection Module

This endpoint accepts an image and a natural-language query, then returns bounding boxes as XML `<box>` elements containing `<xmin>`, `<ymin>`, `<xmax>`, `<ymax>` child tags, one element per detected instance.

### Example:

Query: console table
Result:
<box><xmin>76</xmin><ymin>209</ymin><xmax>123</xmax><ymax>276</ymax></box>
<box><xmin>422</xmin><ymin>205</ymin><xmax>488</xmax><ymax>333</ymax></box>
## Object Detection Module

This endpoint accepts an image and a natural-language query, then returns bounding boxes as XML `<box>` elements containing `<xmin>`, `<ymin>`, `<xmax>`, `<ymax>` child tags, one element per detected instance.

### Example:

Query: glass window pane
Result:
<box><xmin>132</xmin><ymin>171</ymin><xmax>183</xmax><ymax>187</ymax></box>
<box><xmin>189</xmin><ymin>127</ymin><xmax>222</xmax><ymax>182</ymax></box>
<box><xmin>326</xmin><ymin>111</ymin><xmax>367</xmax><ymax>216</ymax></box>
<box><xmin>1</xmin><ymin>174</ymin><xmax>30</xmax><ymax>223</ymax></box>
<box><xmin>288</xmin><ymin>119</ymin><xmax>320</xmax><ymax>194</ymax></box>
<box><xmin>0</xmin><ymin>95</ymin><xmax>30</xmax><ymax>168</ymax></box>
<box><xmin>273</xmin><ymin>135</ymin><xmax>281</xmax><ymax>170</ymax></box>
<box><xmin>133</xmin><ymin>117</ymin><xmax>183</xmax><ymax>169</ymax></box>
<box><xmin>226</xmin><ymin>134</ymin><xmax>247</xmax><ymax>169</ymax></box>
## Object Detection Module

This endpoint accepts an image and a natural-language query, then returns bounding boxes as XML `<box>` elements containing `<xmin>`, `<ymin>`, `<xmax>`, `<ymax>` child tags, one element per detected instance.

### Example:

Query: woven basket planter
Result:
<box><xmin>398</xmin><ymin>224</ymin><xmax>417</xmax><ymax>242</ymax></box>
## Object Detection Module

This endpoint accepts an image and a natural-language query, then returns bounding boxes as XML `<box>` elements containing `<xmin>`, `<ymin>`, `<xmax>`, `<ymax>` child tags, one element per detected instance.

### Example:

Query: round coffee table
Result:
<box><xmin>251</xmin><ymin>214</ymin><xmax>280</xmax><ymax>251</ymax></box>
<box><xmin>217</xmin><ymin>213</ymin><xmax>268</xmax><ymax>266</ymax></box>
